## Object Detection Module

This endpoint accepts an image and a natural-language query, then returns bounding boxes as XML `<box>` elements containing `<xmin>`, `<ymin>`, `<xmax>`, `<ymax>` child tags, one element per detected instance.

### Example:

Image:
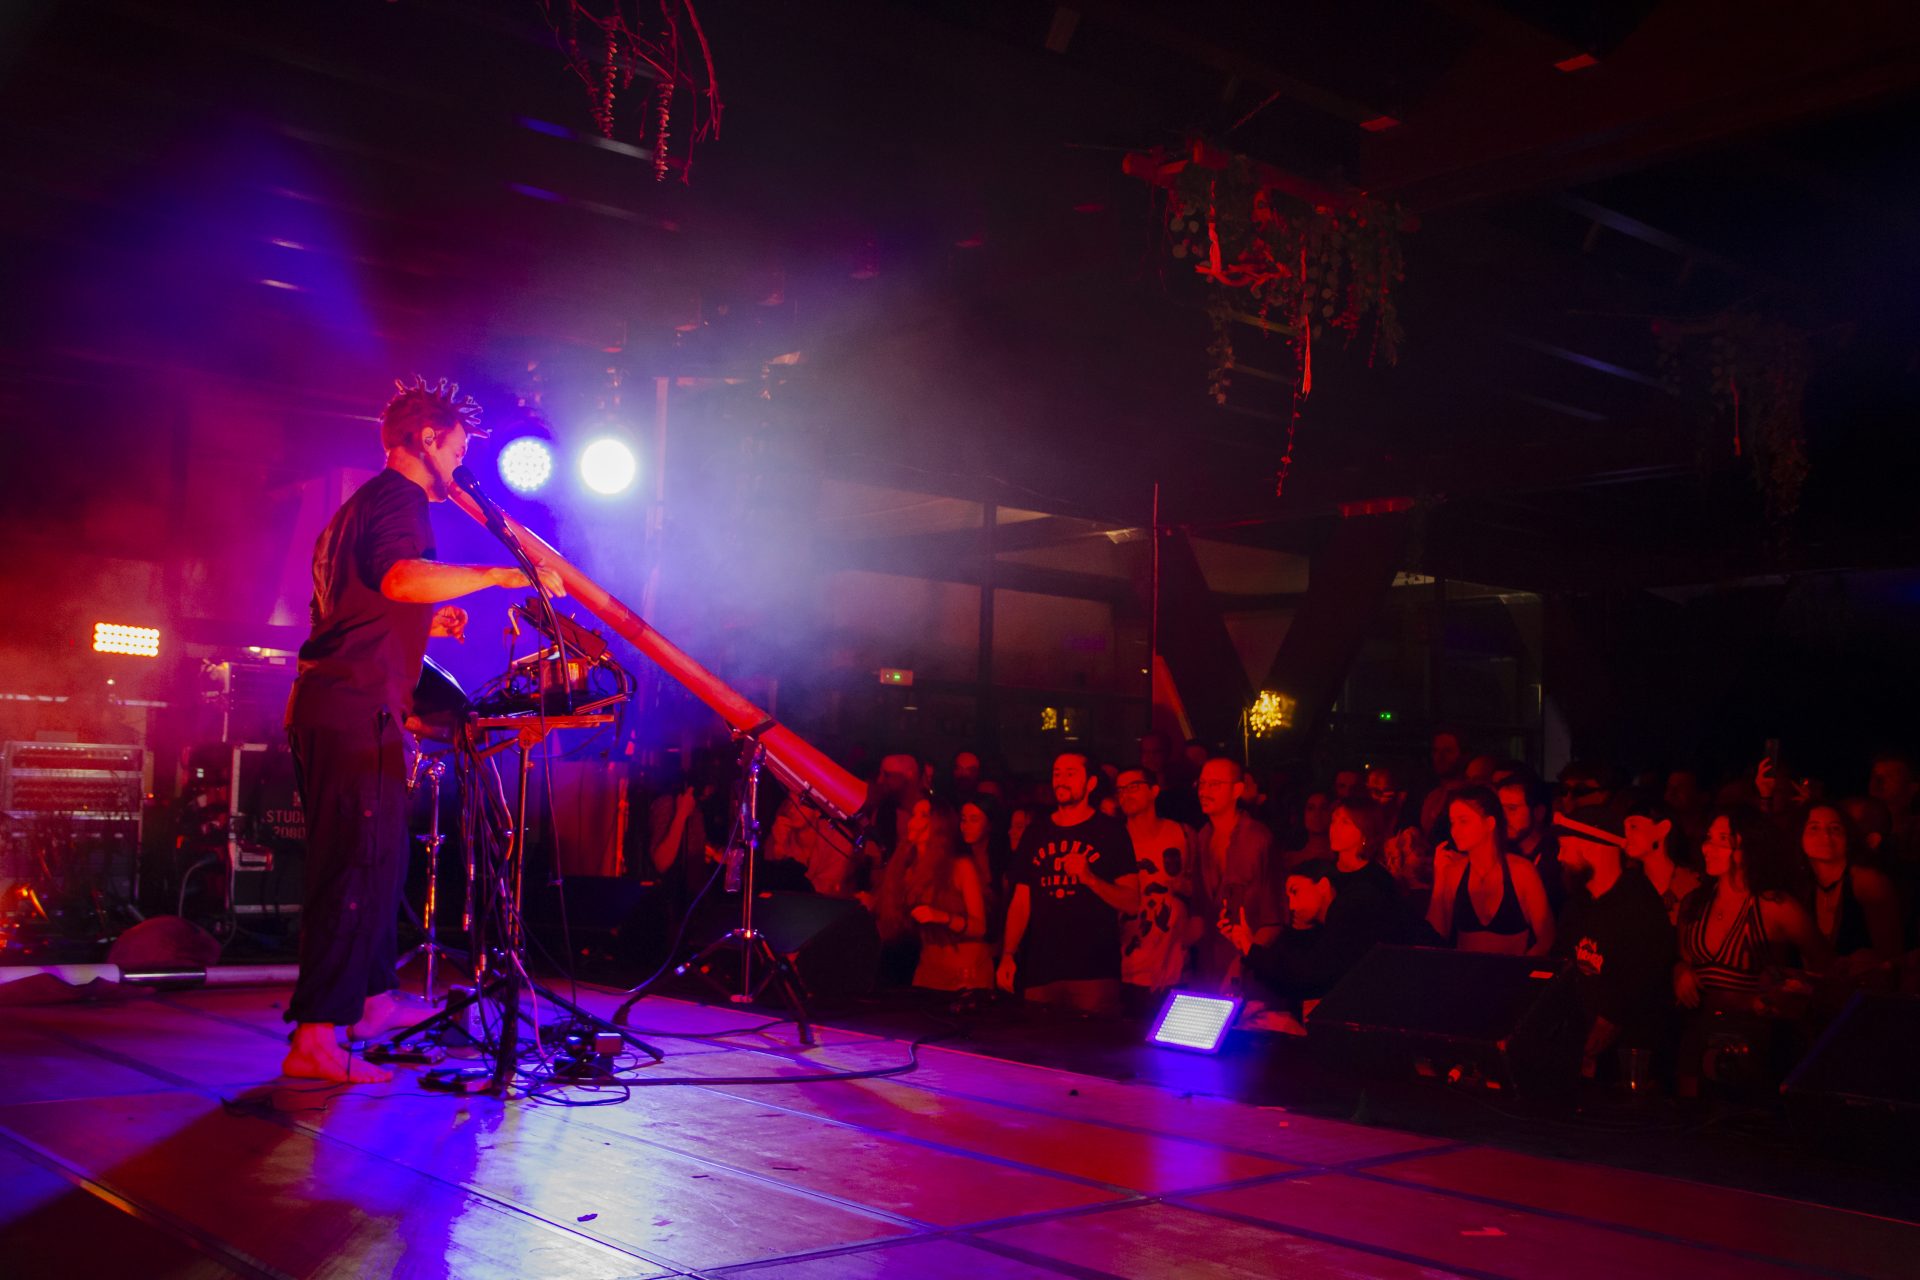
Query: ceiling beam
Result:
<box><xmin>1363</xmin><ymin>1</ymin><xmax>1920</xmax><ymax>208</ymax></box>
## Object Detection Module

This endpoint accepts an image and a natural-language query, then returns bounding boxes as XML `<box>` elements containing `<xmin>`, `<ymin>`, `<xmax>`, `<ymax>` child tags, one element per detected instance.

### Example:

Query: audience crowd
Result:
<box><xmin>638</xmin><ymin>728</ymin><xmax>1920</xmax><ymax>1097</ymax></box>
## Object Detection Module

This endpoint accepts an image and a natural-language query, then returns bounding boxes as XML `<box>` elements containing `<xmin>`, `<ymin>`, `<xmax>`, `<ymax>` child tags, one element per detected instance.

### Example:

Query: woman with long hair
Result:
<box><xmin>1799</xmin><ymin>803</ymin><xmax>1902</xmax><ymax>977</ymax></box>
<box><xmin>1675</xmin><ymin>807</ymin><xmax>1831</xmax><ymax>1011</ymax></box>
<box><xmin>1673</xmin><ymin>807</ymin><xmax>1833</xmax><ymax>1094</ymax></box>
<box><xmin>899</xmin><ymin>799</ymin><xmax>994</xmax><ymax>995</ymax></box>
<box><xmin>958</xmin><ymin>797</ymin><xmax>1010</xmax><ymax>937</ymax></box>
<box><xmin>1426</xmin><ymin>785</ymin><xmax>1554</xmax><ymax>956</ymax></box>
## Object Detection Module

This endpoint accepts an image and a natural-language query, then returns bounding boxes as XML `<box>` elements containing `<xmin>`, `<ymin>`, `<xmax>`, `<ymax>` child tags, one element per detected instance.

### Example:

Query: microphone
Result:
<box><xmin>450</xmin><ymin>465</ymin><xmax>507</xmax><ymax>530</ymax></box>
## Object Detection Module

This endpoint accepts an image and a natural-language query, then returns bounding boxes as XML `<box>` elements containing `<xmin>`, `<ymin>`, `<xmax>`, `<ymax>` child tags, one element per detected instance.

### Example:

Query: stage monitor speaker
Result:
<box><xmin>688</xmin><ymin>891</ymin><xmax>880</xmax><ymax>1005</ymax></box>
<box><xmin>1307</xmin><ymin>945</ymin><xmax>1584</xmax><ymax>1098</ymax></box>
<box><xmin>1782</xmin><ymin>993</ymin><xmax>1920</xmax><ymax>1159</ymax></box>
<box><xmin>527</xmin><ymin>876</ymin><xmax>672</xmax><ymax>979</ymax></box>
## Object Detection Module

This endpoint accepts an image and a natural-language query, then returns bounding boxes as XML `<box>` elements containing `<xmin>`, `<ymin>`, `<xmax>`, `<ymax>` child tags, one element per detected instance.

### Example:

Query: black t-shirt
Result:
<box><xmin>1554</xmin><ymin>869</ymin><xmax>1675</xmax><ymax>1049</ymax></box>
<box><xmin>1013</xmin><ymin>810</ymin><xmax>1138</xmax><ymax>985</ymax></box>
<box><xmin>287</xmin><ymin>468</ymin><xmax>436</xmax><ymax>731</ymax></box>
<box><xmin>1245</xmin><ymin>867</ymin><xmax>1398</xmax><ymax>1003</ymax></box>
<box><xmin>1331</xmin><ymin>860</ymin><xmax>1400</xmax><ymax>911</ymax></box>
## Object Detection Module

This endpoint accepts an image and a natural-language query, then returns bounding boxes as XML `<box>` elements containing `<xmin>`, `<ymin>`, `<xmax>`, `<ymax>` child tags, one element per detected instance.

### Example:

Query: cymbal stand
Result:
<box><xmin>397</xmin><ymin>755</ymin><xmax>465</xmax><ymax>1001</ymax></box>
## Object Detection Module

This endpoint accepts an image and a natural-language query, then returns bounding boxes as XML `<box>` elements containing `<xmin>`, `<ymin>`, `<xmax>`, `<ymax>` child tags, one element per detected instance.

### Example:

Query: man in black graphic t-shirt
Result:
<box><xmin>281</xmin><ymin>377</ymin><xmax>563</xmax><ymax>1085</ymax></box>
<box><xmin>997</xmin><ymin>752</ymin><xmax>1139</xmax><ymax>1015</ymax></box>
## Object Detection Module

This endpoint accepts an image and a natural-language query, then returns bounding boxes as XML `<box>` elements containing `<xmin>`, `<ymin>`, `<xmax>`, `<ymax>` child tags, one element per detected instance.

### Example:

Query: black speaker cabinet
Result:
<box><xmin>1782</xmin><ymin>993</ymin><xmax>1920</xmax><ymax>1160</ymax></box>
<box><xmin>688</xmin><ymin>891</ymin><xmax>881</xmax><ymax>1005</ymax></box>
<box><xmin>1308</xmin><ymin>945</ymin><xmax>1585</xmax><ymax>1099</ymax></box>
<box><xmin>528</xmin><ymin>876</ymin><xmax>673</xmax><ymax>979</ymax></box>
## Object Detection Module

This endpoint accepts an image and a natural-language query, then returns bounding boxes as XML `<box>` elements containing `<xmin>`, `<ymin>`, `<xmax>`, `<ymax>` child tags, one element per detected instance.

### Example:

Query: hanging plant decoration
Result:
<box><xmin>540</xmin><ymin>0</ymin><xmax>723</xmax><ymax>182</ymax></box>
<box><xmin>1654</xmin><ymin>309</ymin><xmax>1816</xmax><ymax>533</ymax></box>
<box><xmin>1126</xmin><ymin>139</ymin><xmax>1412</xmax><ymax>496</ymax></box>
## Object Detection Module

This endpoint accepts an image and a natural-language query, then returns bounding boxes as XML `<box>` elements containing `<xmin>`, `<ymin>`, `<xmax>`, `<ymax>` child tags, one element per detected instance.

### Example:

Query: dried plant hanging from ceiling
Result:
<box><xmin>1654</xmin><ymin>309</ymin><xmax>1820</xmax><ymax>541</ymax></box>
<box><xmin>1126</xmin><ymin>140</ymin><xmax>1412</xmax><ymax>497</ymax></box>
<box><xmin>541</xmin><ymin>0</ymin><xmax>722</xmax><ymax>181</ymax></box>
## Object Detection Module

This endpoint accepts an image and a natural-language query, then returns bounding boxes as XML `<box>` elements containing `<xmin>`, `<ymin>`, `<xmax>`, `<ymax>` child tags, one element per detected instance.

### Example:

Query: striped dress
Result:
<box><xmin>1679</xmin><ymin>892</ymin><xmax>1770</xmax><ymax>999</ymax></box>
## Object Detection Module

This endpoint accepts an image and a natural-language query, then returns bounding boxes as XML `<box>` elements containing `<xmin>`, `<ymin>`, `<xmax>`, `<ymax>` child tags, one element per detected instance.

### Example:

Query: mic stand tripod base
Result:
<box><xmin>676</xmin><ymin>923</ymin><xmax>816</xmax><ymax>1047</ymax></box>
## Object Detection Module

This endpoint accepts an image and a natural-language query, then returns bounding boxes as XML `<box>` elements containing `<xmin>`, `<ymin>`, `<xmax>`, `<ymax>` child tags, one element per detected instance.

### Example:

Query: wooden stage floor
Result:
<box><xmin>2</xmin><ymin>981</ymin><xmax>1916</xmax><ymax>1279</ymax></box>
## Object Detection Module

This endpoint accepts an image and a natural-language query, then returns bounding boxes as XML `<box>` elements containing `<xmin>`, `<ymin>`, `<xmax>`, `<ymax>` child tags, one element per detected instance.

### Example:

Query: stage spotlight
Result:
<box><xmin>580</xmin><ymin>437</ymin><xmax>637</xmax><ymax>496</ymax></box>
<box><xmin>1148</xmin><ymin>991</ymin><xmax>1241</xmax><ymax>1053</ymax></box>
<box><xmin>93</xmin><ymin>623</ymin><xmax>160</xmax><ymax>658</ymax></box>
<box><xmin>498</xmin><ymin>437</ymin><xmax>554</xmax><ymax>495</ymax></box>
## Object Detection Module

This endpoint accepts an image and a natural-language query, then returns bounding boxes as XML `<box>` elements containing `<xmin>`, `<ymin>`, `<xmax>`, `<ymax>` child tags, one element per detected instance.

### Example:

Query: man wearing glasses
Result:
<box><xmin>1114</xmin><ymin>767</ymin><xmax>1194</xmax><ymax>1003</ymax></box>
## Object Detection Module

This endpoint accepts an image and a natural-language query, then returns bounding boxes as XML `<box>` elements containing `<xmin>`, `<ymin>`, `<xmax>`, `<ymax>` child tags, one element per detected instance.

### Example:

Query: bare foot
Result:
<box><xmin>346</xmin><ymin>991</ymin><xmax>425</xmax><ymax>1043</ymax></box>
<box><xmin>282</xmin><ymin>1024</ymin><xmax>392</xmax><ymax>1084</ymax></box>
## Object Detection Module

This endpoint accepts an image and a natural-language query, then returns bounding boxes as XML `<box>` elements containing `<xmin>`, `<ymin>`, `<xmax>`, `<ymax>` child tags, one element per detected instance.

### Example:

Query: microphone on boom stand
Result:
<box><xmin>451</xmin><ymin>464</ymin><xmax>514</xmax><ymax>542</ymax></box>
<box><xmin>451</xmin><ymin>464</ymin><xmax>576</xmax><ymax>711</ymax></box>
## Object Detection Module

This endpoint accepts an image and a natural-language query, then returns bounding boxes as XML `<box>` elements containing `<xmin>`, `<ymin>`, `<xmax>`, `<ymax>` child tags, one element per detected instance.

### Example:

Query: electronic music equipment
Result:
<box><xmin>201</xmin><ymin>652</ymin><xmax>296</xmax><ymax>744</ymax></box>
<box><xmin>3</xmin><ymin>741</ymin><xmax>143</xmax><ymax>824</ymax></box>
<box><xmin>2</xmin><ymin>741</ymin><xmax>144</xmax><ymax>897</ymax></box>
<box><xmin>470</xmin><ymin>603</ymin><xmax>630</xmax><ymax>719</ymax></box>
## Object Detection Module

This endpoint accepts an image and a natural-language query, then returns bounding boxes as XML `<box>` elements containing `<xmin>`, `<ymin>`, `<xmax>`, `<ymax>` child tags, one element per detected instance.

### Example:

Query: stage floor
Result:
<box><xmin>1</xmin><ymin>981</ymin><xmax>1916</xmax><ymax>1279</ymax></box>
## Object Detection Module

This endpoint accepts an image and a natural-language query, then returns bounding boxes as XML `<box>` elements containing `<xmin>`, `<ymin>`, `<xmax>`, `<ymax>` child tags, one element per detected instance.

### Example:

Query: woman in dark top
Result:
<box><xmin>1623</xmin><ymin>799</ymin><xmax>1702</xmax><ymax>926</ymax></box>
<box><xmin>1799</xmin><ymin>804</ymin><xmax>1902</xmax><ymax>980</ymax></box>
<box><xmin>1326</xmin><ymin>797</ymin><xmax>1400</xmax><ymax>914</ymax></box>
<box><xmin>1426</xmin><ymin>786</ymin><xmax>1554</xmax><ymax>956</ymax></box>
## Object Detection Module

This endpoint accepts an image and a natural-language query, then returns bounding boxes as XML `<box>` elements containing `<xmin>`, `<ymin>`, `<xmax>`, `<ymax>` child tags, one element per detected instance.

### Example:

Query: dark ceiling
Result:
<box><xmin>5</xmin><ymin>0</ymin><xmax>1920</xmax><ymax>598</ymax></box>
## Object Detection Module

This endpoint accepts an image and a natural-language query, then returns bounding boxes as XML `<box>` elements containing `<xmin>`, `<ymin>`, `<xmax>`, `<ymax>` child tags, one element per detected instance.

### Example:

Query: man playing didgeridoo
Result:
<box><xmin>282</xmin><ymin>377</ymin><xmax>563</xmax><ymax>1082</ymax></box>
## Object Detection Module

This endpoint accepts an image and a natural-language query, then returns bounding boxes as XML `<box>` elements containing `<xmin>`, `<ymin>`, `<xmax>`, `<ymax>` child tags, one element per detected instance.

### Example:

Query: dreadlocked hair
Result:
<box><xmin>380</xmin><ymin>376</ymin><xmax>483</xmax><ymax>452</ymax></box>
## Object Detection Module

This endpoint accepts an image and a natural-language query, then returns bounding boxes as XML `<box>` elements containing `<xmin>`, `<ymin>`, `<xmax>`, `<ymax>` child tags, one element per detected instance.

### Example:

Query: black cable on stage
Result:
<box><xmin>513</xmin><ymin>1019</ymin><xmax>956</xmax><ymax>1104</ymax></box>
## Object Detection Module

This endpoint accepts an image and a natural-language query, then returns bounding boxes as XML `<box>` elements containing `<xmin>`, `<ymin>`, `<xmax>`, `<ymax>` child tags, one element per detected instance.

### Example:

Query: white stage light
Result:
<box><xmin>1148</xmin><ymin>991</ymin><xmax>1242</xmax><ymax>1053</ymax></box>
<box><xmin>93</xmin><ymin>623</ymin><xmax>160</xmax><ymax>658</ymax></box>
<box><xmin>498</xmin><ymin>437</ymin><xmax>554</xmax><ymax>494</ymax></box>
<box><xmin>580</xmin><ymin>437</ymin><xmax>637</xmax><ymax>496</ymax></box>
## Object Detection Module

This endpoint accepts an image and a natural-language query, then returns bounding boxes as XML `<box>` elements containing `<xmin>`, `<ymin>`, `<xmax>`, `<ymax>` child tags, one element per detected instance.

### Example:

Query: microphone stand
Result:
<box><xmin>643</xmin><ymin>731</ymin><xmax>815</xmax><ymax>1045</ymax></box>
<box><xmin>458</xmin><ymin>469</ymin><xmax>576</xmax><ymax>714</ymax></box>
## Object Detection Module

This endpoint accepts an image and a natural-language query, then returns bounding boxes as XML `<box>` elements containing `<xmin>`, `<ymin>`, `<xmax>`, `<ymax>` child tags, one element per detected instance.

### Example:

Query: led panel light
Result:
<box><xmin>93</xmin><ymin>623</ymin><xmax>160</xmax><ymax>658</ymax></box>
<box><xmin>1149</xmin><ymin>991</ymin><xmax>1242</xmax><ymax>1053</ymax></box>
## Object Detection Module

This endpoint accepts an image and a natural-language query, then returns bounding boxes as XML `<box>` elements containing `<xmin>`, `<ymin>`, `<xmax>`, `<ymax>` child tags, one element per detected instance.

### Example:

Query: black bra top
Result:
<box><xmin>1454</xmin><ymin>856</ymin><xmax>1530</xmax><ymax>938</ymax></box>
